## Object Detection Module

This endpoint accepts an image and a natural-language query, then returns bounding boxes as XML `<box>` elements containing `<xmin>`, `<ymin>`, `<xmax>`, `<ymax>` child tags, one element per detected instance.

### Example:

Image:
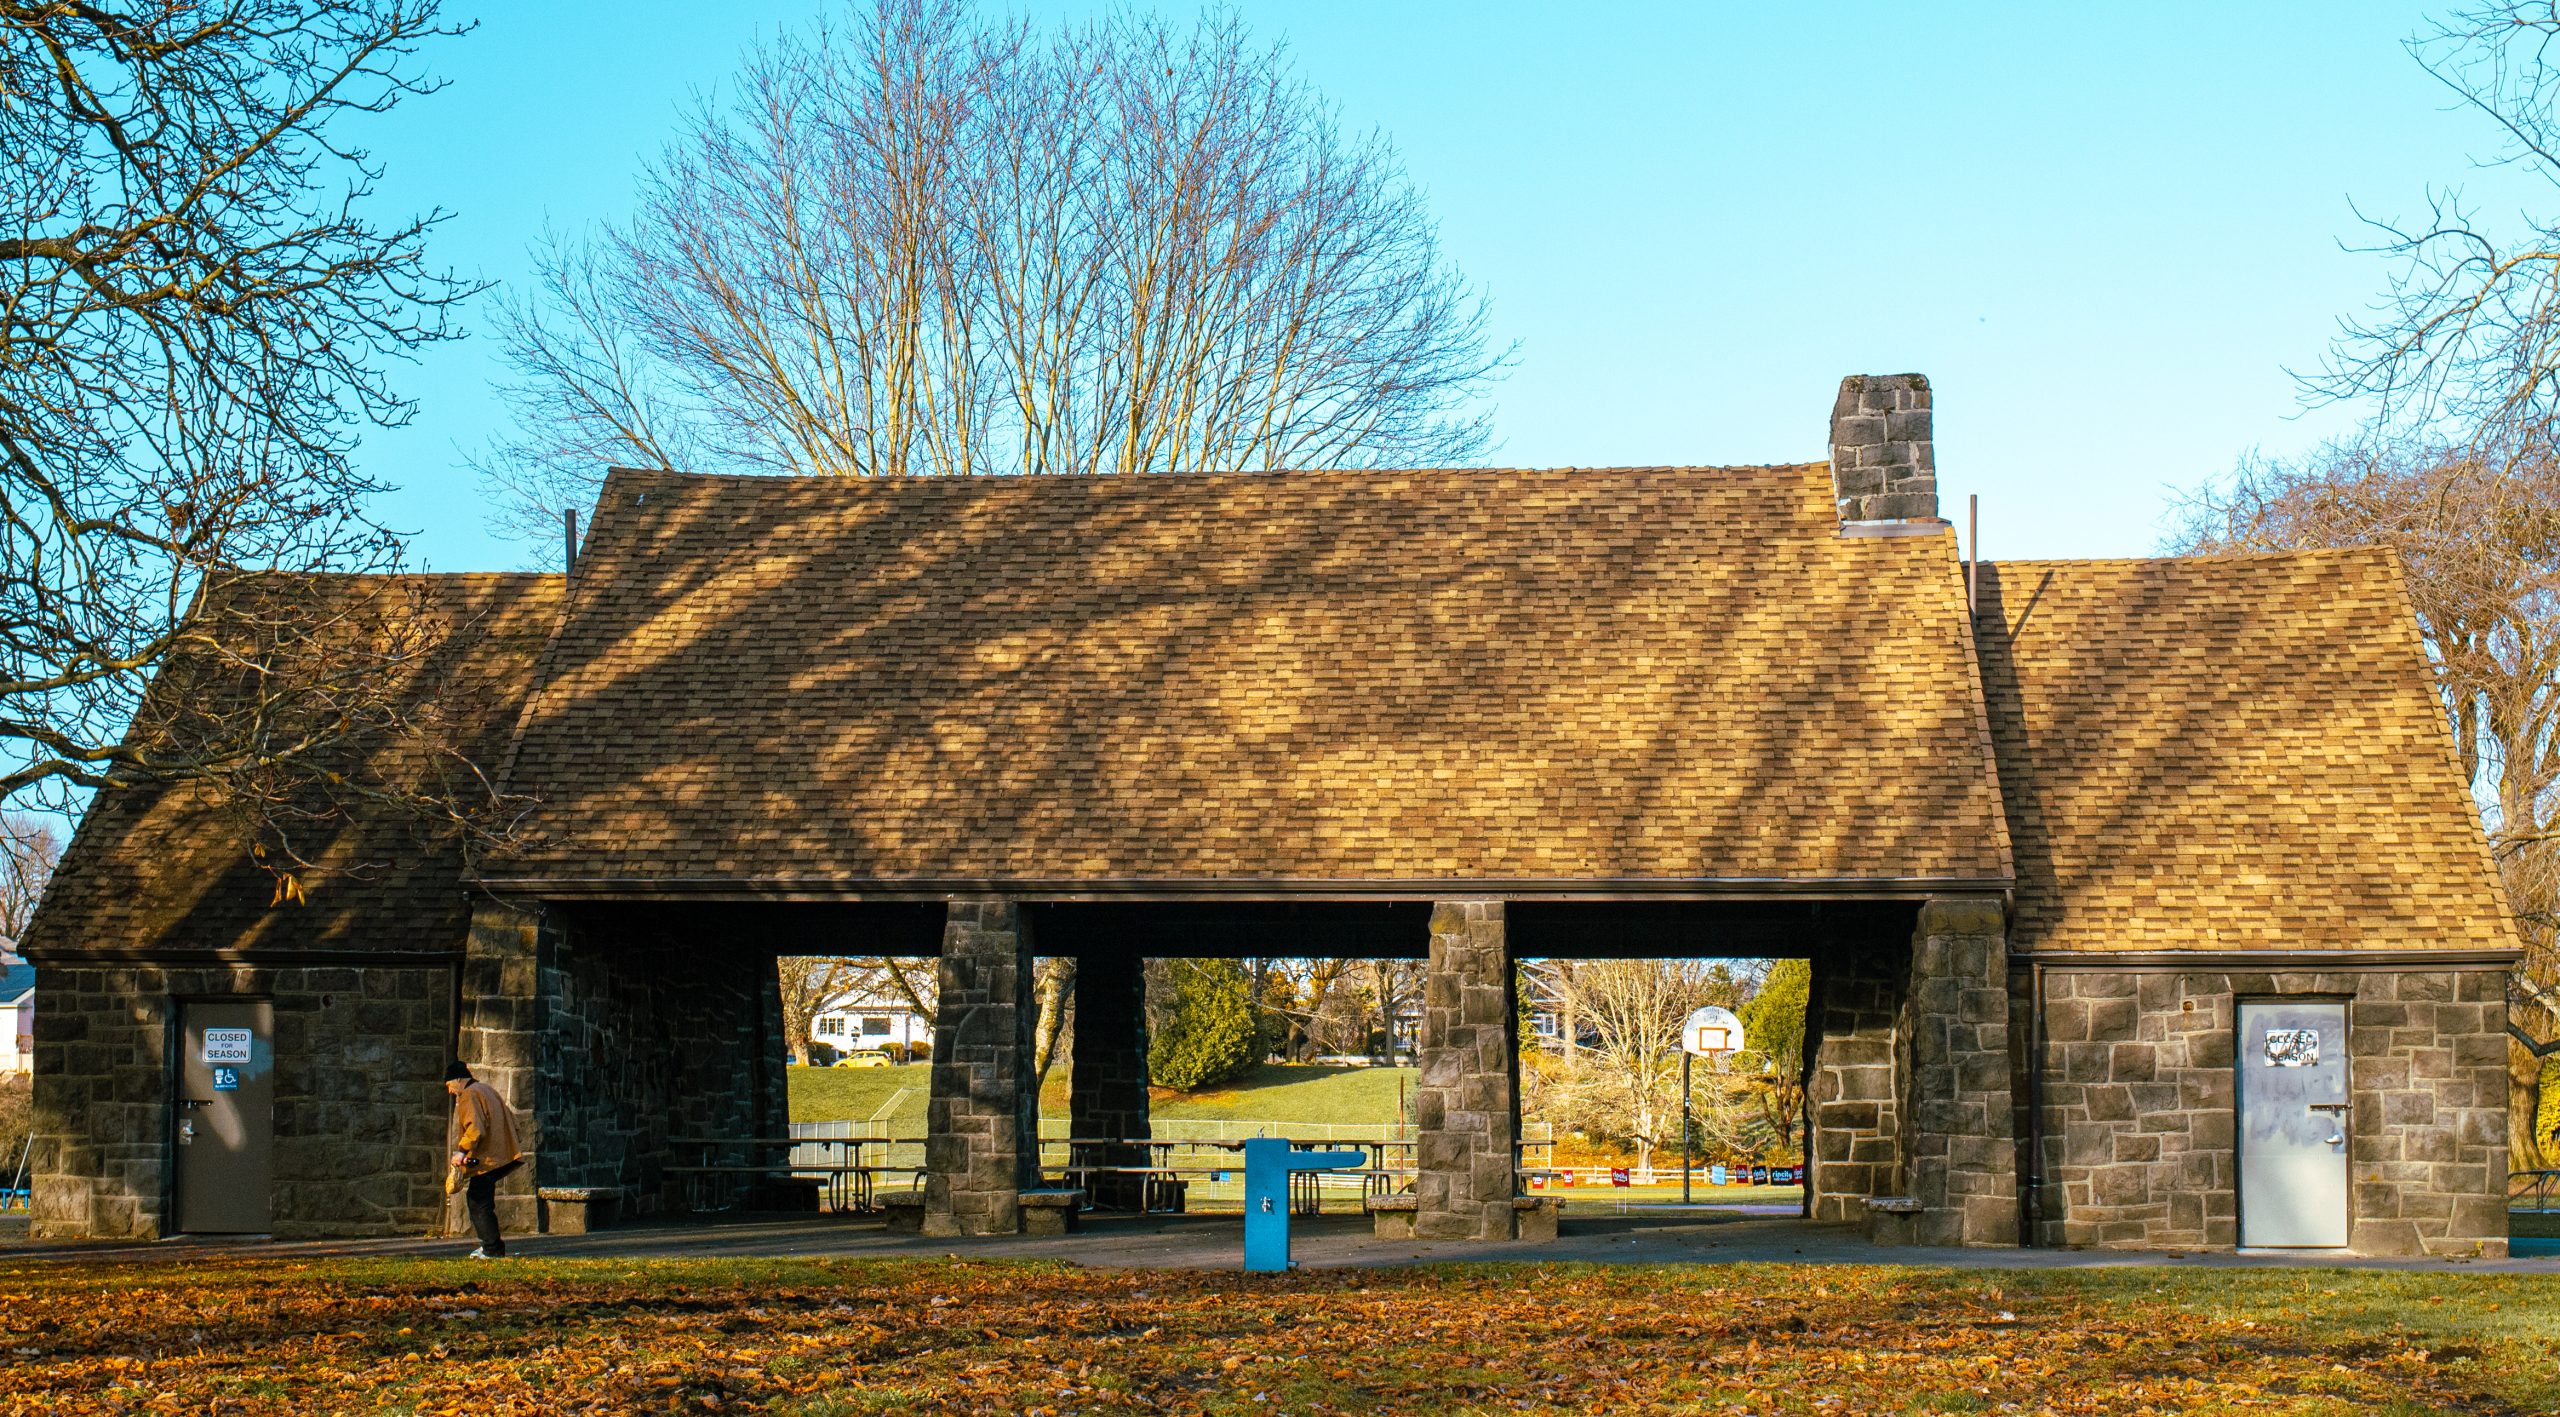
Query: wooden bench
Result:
<box><xmin>537</xmin><ymin>1186</ymin><xmax>618</xmax><ymax>1236</ymax></box>
<box><xmin>1863</xmin><ymin>1195</ymin><xmax>1921</xmax><ymax>1246</ymax></box>
<box><xmin>1017</xmin><ymin>1188</ymin><xmax>1086</xmax><ymax>1236</ymax></box>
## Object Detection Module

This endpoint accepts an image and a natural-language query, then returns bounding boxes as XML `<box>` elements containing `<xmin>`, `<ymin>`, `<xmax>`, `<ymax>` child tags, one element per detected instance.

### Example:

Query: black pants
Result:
<box><xmin>465</xmin><ymin>1159</ymin><xmax>522</xmax><ymax>1255</ymax></box>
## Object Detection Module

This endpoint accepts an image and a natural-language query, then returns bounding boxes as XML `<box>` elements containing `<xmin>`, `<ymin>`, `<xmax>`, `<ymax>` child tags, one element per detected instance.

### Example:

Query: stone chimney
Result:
<box><xmin>1828</xmin><ymin>373</ymin><xmax>1937</xmax><ymax>523</ymax></box>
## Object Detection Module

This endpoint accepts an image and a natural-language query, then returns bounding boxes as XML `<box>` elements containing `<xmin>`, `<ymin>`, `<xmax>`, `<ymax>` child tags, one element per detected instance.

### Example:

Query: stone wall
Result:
<box><xmin>1415</xmin><ymin>900</ymin><xmax>1518</xmax><ymax>1241</ymax></box>
<box><xmin>1807</xmin><ymin>934</ymin><xmax>1905</xmax><ymax>1223</ymax></box>
<box><xmin>924</xmin><ymin>899</ymin><xmax>1036</xmax><ymax>1237</ymax></box>
<box><xmin>1904</xmin><ymin>900</ymin><xmax>2017</xmax><ymax>1245</ymax></box>
<box><xmin>32</xmin><ymin>962</ymin><xmax>452</xmax><ymax>1240</ymax></box>
<box><xmin>2030</xmin><ymin>965</ymin><xmax>2509</xmax><ymax>1257</ymax></box>
<box><xmin>458</xmin><ymin>902</ymin><xmax>545</xmax><ymax>1236</ymax></box>
<box><xmin>458</xmin><ymin>901</ymin><xmax>787</xmax><ymax>1232</ymax></box>
<box><xmin>1069</xmin><ymin>949</ymin><xmax>1151</xmax><ymax>1210</ymax></box>
<box><xmin>1828</xmin><ymin>373</ymin><xmax>1937</xmax><ymax>521</ymax></box>
<box><xmin>536</xmin><ymin>914</ymin><xmax>786</xmax><ymax>1213</ymax></box>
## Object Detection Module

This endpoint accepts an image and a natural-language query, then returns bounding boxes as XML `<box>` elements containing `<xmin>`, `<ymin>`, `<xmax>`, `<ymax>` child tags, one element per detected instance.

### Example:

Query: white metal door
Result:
<box><xmin>2236</xmin><ymin>999</ymin><xmax>2349</xmax><ymax>1248</ymax></box>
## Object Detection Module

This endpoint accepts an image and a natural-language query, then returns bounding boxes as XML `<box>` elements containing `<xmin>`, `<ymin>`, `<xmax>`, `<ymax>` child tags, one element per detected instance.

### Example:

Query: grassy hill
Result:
<box><xmin>1153</xmin><ymin>1064</ymin><xmax>1414</xmax><ymax>1126</ymax></box>
<box><xmin>786</xmin><ymin>1062</ymin><xmax>1416</xmax><ymax>1130</ymax></box>
<box><xmin>788</xmin><ymin>1064</ymin><xmax>932</xmax><ymax>1127</ymax></box>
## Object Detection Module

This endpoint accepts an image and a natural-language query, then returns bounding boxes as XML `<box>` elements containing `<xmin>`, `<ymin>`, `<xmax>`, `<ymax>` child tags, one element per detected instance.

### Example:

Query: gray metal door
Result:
<box><xmin>175</xmin><ymin>999</ymin><xmax>274</xmax><ymax>1233</ymax></box>
<box><xmin>2237</xmin><ymin>998</ymin><xmax>2349</xmax><ymax>1248</ymax></box>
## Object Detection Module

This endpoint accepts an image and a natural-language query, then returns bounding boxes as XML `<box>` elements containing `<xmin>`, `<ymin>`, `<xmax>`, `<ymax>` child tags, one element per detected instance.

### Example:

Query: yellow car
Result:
<box><xmin>840</xmin><ymin>1049</ymin><xmax>895</xmax><ymax>1068</ymax></box>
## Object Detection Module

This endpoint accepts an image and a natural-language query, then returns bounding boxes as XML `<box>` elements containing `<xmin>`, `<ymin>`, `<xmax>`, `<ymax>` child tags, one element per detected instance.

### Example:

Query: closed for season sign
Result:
<box><xmin>201</xmin><ymin>1028</ymin><xmax>252</xmax><ymax>1064</ymax></box>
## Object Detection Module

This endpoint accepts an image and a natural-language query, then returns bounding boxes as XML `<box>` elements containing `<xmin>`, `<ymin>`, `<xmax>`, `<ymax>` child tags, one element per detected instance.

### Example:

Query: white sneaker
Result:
<box><xmin>467</xmin><ymin>1247</ymin><xmax>497</xmax><ymax>1260</ymax></box>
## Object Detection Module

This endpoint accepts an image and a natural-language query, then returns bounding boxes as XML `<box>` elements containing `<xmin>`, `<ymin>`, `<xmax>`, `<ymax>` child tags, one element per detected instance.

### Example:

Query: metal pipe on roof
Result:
<box><xmin>1968</xmin><ymin>493</ymin><xmax>1979</xmax><ymax>614</ymax></box>
<box><xmin>2024</xmin><ymin>956</ymin><xmax>2044</xmax><ymax>1244</ymax></box>
<box><xmin>565</xmin><ymin>508</ymin><xmax>580</xmax><ymax>580</ymax></box>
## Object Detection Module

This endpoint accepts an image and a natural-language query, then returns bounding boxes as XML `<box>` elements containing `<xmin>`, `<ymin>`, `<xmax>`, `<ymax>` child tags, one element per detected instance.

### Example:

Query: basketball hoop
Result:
<box><xmin>1677</xmin><ymin>1006</ymin><xmax>1746</xmax><ymax>1205</ymax></box>
<box><xmin>1682</xmin><ymin>1006</ymin><xmax>1744</xmax><ymax>1059</ymax></box>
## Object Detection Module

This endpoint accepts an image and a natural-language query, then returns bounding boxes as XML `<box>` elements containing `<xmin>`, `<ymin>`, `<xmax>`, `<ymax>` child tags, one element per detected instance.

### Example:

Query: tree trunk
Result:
<box><xmin>1031</xmin><ymin>956</ymin><xmax>1077</xmax><ymax>1087</ymax></box>
<box><xmin>1371</xmin><ymin>959</ymin><xmax>1395</xmax><ymax>1064</ymax></box>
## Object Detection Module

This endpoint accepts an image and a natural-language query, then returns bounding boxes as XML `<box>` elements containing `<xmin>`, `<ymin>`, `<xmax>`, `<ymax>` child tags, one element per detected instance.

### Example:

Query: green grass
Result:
<box><xmin>787</xmin><ymin>1061</ymin><xmax>1418</xmax><ymax>1130</ymax></box>
<box><xmin>786</xmin><ymin>1063</ymin><xmax>931</xmax><ymax>1126</ymax></box>
<box><xmin>1150</xmin><ymin>1063</ymin><xmax>1415</xmax><ymax>1126</ymax></box>
<box><xmin>6</xmin><ymin>1258</ymin><xmax>2556</xmax><ymax>1415</ymax></box>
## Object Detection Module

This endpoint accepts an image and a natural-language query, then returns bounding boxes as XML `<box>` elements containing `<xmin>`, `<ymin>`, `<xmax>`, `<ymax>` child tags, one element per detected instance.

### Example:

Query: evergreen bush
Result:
<box><xmin>1149</xmin><ymin>959</ymin><xmax>1261</xmax><ymax>1091</ymax></box>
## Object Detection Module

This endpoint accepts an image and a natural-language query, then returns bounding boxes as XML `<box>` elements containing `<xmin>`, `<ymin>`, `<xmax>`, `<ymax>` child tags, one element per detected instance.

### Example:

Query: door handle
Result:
<box><xmin>2308</xmin><ymin>1102</ymin><xmax>2347</xmax><ymax>1146</ymax></box>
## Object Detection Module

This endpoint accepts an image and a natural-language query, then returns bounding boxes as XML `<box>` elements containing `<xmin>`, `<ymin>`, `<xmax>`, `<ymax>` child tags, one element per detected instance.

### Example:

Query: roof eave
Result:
<box><xmin>468</xmin><ymin>873</ymin><xmax>2017</xmax><ymax>905</ymax></box>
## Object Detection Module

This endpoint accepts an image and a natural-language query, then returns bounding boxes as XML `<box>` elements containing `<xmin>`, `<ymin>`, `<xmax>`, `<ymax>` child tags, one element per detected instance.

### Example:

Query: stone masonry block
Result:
<box><xmin>1415</xmin><ymin>900</ymin><xmax>1518</xmax><ymax>1242</ymax></box>
<box><xmin>924</xmin><ymin>899</ymin><xmax>1036</xmax><ymax>1238</ymax></box>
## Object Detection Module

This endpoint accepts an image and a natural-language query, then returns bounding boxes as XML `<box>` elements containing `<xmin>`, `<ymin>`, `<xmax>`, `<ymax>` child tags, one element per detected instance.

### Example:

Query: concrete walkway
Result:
<box><xmin>6</xmin><ymin>1208</ymin><xmax>2554</xmax><ymax>1272</ymax></box>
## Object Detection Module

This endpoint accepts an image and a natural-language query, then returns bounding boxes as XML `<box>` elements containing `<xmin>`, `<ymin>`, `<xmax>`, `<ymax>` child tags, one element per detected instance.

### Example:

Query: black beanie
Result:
<box><xmin>444</xmin><ymin>1061</ymin><xmax>473</xmax><ymax>1082</ymax></box>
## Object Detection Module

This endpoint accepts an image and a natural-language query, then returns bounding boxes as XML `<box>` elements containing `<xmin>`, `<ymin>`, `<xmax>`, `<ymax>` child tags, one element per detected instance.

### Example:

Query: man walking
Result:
<box><xmin>445</xmin><ymin>1061</ymin><xmax>524</xmax><ymax>1259</ymax></box>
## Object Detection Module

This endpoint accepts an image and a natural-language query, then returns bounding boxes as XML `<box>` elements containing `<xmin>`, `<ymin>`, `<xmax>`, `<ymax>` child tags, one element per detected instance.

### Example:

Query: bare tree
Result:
<box><xmin>2318</xmin><ymin>3</ymin><xmax>2560</xmax><ymax>448</ymax></box>
<box><xmin>778</xmin><ymin>955</ymin><xmax>941</xmax><ymax>1065</ymax></box>
<box><xmin>1364</xmin><ymin>958</ymin><xmax>1425</xmax><ymax>1065</ymax></box>
<box><xmin>0</xmin><ymin>2</ymin><xmax>483</xmax><ymax>874</ymax></box>
<box><xmin>2178</xmin><ymin>440</ymin><xmax>2560</xmax><ymax>1165</ymax></box>
<box><xmin>1248</xmin><ymin>957</ymin><xmax>1362</xmax><ymax>1061</ymax></box>
<box><xmin>0</xmin><ymin>815</ymin><xmax>56</xmax><ymax>958</ymax></box>
<box><xmin>1531</xmin><ymin>958</ymin><xmax>1737</xmax><ymax>1179</ymax></box>
<box><xmin>474</xmin><ymin>0</ymin><xmax>1502</xmax><ymax>542</ymax></box>
<box><xmin>776</xmin><ymin>956</ymin><xmax>857</xmax><ymax>1065</ymax></box>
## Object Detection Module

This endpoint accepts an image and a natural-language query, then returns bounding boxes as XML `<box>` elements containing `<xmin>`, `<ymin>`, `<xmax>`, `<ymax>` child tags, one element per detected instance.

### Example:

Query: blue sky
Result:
<box><xmin>354</xmin><ymin>2</ymin><xmax>2517</xmax><ymax>570</ymax></box>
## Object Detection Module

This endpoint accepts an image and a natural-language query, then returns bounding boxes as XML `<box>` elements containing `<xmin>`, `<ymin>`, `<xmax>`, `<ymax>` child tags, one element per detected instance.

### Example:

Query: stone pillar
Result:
<box><xmin>456</xmin><ymin>899</ymin><xmax>544</xmax><ymax>1237</ymax></box>
<box><xmin>923</xmin><ymin>899</ymin><xmax>1037</xmax><ymax>1237</ymax></box>
<box><xmin>1904</xmin><ymin>897</ymin><xmax>2019</xmax><ymax>1246</ymax></box>
<box><xmin>1807</xmin><ymin>938</ymin><xmax>1905</xmax><ymax>1223</ymax></box>
<box><xmin>1415</xmin><ymin>900</ymin><xmax>1518</xmax><ymax>1241</ymax></box>
<box><xmin>1069</xmin><ymin>949</ymin><xmax>1152</xmax><ymax>1210</ymax></box>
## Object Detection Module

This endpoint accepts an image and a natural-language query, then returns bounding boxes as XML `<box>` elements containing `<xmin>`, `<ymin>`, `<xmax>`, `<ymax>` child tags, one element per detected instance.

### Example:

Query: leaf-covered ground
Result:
<box><xmin>0</xmin><ymin>1257</ymin><xmax>2551</xmax><ymax>1415</ymax></box>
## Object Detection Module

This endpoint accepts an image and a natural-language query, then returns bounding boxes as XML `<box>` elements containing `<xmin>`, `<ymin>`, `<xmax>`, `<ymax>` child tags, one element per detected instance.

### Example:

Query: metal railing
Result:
<box><xmin>2511</xmin><ymin>1169</ymin><xmax>2560</xmax><ymax>1211</ymax></box>
<box><xmin>1</xmin><ymin>1135</ymin><xmax>27</xmax><ymax>1214</ymax></box>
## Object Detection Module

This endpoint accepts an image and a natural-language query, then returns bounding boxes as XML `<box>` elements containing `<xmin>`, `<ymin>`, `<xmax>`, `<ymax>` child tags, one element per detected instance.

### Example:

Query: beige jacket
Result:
<box><xmin>452</xmin><ymin>1080</ymin><xmax>523</xmax><ymax>1176</ymax></box>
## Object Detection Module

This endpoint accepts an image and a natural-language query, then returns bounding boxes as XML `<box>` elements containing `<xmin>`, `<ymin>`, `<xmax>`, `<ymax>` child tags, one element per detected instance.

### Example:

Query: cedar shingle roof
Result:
<box><xmin>1974</xmin><ymin>552</ymin><xmax>2516</xmax><ymax>954</ymax></box>
<box><xmin>479</xmin><ymin>465</ymin><xmax>2014</xmax><ymax>894</ymax></box>
<box><xmin>24</xmin><ymin>573</ymin><xmax>563</xmax><ymax>957</ymax></box>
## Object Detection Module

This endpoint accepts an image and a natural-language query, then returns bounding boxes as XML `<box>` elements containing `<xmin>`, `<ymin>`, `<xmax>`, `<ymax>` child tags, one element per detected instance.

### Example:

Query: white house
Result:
<box><xmin>0</xmin><ymin>959</ymin><xmax>31</xmax><ymax>1075</ymax></box>
<box><xmin>810</xmin><ymin>990</ymin><xmax>930</xmax><ymax>1061</ymax></box>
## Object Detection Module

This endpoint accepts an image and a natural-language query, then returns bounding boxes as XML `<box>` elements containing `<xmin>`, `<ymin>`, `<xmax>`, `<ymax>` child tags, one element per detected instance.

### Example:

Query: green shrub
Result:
<box><xmin>1739</xmin><ymin>958</ymin><xmax>1810</xmax><ymax>1067</ymax></box>
<box><xmin>1149</xmin><ymin>959</ymin><xmax>1261</xmax><ymax>1092</ymax></box>
<box><xmin>0</xmin><ymin>1072</ymin><xmax>29</xmax><ymax>1178</ymax></box>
